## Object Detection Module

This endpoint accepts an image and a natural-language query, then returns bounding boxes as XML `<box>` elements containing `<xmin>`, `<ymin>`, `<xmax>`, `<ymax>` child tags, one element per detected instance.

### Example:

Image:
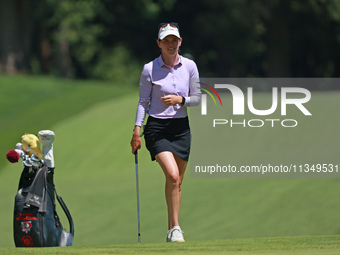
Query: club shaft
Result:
<box><xmin>135</xmin><ymin>152</ymin><xmax>141</xmax><ymax>244</ymax></box>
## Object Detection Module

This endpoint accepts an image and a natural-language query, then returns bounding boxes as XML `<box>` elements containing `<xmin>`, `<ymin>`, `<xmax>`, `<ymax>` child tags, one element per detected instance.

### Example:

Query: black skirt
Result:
<box><xmin>144</xmin><ymin>116</ymin><xmax>191</xmax><ymax>161</ymax></box>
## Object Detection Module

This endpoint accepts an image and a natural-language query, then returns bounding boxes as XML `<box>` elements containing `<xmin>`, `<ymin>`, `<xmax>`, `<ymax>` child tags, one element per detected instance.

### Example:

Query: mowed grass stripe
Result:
<box><xmin>0</xmin><ymin>235</ymin><xmax>339</xmax><ymax>254</ymax></box>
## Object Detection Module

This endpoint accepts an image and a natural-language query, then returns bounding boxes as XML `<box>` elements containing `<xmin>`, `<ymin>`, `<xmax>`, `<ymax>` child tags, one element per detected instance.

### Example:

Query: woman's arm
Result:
<box><xmin>184</xmin><ymin>61</ymin><xmax>201</xmax><ymax>107</ymax></box>
<box><xmin>131</xmin><ymin>64</ymin><xmax>152</xmax><ymax>154</ymax></box>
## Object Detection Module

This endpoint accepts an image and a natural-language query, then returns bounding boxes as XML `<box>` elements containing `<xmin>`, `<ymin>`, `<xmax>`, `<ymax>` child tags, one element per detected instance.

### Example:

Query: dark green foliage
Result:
<box><xmin>2</xmin><ymin>0</ymin><xmax>340</xmax><ymax>79</ymax></box>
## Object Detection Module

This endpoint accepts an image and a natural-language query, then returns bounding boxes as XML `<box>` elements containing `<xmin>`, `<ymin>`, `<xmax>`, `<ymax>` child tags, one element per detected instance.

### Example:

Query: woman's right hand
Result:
<box><xmin>130</xmin><ymin>126</ymin><xmax>142</xmax><ymax>154</ymax></box>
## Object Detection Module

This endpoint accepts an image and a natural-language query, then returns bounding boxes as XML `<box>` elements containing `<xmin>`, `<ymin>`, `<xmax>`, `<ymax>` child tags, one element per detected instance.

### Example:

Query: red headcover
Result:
<box><xmin>6</xmin><ymin>149</ymin><xmax>20</xmax><ymax>163</ymax></box>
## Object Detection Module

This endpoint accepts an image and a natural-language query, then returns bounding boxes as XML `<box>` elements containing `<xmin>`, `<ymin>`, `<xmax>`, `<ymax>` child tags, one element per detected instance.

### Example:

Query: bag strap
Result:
<box><xmin>55</xmin><ymin>189</ymin><xmax>75</xmax><ymax>236</ymax></box>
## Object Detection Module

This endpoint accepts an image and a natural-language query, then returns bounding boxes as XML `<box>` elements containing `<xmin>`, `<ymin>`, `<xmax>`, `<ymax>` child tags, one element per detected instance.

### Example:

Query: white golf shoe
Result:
<box><xmin>167</xmin><ymin>226</ymin><xmax>185</xmax><ymax>242</ymax></box>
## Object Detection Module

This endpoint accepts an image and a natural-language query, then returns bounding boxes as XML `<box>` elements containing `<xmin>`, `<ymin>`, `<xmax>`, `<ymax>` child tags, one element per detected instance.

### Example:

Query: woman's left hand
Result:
<box><xmin>161</xmin><ymin>95</ymin><xmax>182</xmax><ymax>106</ymax></box>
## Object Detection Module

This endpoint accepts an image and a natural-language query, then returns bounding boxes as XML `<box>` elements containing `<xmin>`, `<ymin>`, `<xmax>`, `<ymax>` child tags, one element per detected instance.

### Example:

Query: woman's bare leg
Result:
<box><xmin>155</xmin><ymin>151</ymin><xmax>187</xmax><ymax>229</ymax></box>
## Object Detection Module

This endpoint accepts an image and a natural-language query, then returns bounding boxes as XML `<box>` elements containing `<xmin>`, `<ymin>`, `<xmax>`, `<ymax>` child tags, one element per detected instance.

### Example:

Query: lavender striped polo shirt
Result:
<box><xmin>134</xmin><ymin>55</ymin><xmax>201</xmax><ymax>127</ymax></box>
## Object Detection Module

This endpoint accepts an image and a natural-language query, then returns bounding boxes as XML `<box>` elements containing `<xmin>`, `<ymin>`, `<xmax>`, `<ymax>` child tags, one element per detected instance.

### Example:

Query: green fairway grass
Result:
<box><xmin>0</xmin><ymin>235</ymin><xmax>339</xmax><ymax>255</ymax></box>
<box><xmin>0</xmin><ymin>75</ymin><xmax>339</xmax><ymax>253</ymax></box>
<box><xmin>0</xmin><ymin>74</ymin><xmax>134</xmax><ymax>170</ymax></box>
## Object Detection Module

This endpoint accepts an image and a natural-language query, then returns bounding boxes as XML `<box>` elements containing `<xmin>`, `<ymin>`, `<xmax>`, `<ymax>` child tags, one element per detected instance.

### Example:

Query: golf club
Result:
<box><xmin>134</xmin><ymin>150</ymin><xmax>141</xmax><ymax>244</ymax></box>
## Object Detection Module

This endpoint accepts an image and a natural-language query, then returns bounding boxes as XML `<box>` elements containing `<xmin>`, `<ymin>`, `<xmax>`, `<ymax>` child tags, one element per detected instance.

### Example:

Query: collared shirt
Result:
<box><xmin>135</xmin><ymin>55</ymin><xmax>201</xmax><ymax>127</ymax></box>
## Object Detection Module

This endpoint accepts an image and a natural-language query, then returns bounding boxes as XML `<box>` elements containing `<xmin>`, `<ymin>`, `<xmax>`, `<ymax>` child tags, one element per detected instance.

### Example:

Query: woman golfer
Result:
<box><xmin>130</xmin><ymin>23</ymin><xmax>200</xmax><ymax>242</ymax></box>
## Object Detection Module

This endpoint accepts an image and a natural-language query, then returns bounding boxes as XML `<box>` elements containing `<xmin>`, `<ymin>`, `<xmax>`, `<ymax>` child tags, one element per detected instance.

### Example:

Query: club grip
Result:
<box><xmin>134</xmin><ymin>150</ymin><xmax>138</xmax><ymax>164</ymax></box>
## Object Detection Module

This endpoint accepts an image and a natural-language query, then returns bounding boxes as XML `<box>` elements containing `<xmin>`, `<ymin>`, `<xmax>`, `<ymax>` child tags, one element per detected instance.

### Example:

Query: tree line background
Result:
<box><xmin>1</xmin><ymin>0</ymin><xmax>340</xmax><ymax>89</ymax></box>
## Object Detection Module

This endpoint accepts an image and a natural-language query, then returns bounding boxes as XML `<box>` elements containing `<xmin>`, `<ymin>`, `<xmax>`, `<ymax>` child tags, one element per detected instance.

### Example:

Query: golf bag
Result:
<box><xmin>13</xmin><ymin>166</ymin><xmax>74</xmax><ymax>247</ymax></box>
